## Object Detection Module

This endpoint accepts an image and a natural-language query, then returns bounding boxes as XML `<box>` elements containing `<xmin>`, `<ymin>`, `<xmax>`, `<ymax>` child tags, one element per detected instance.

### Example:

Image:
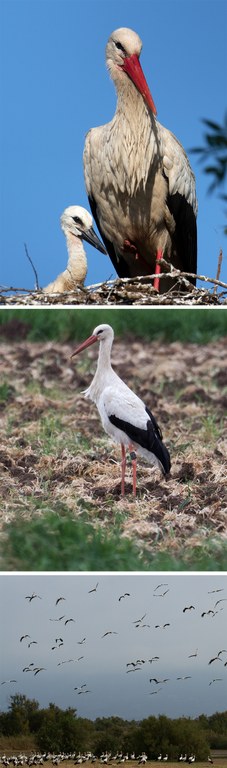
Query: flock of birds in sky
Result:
<box><xmin>41</xmin><ymin>26</ymin><xmax>197</xmax><ymax>295</ymax></box>
<box><xmin>2</xmin><ymin>583</ymin><xmax>226</xmax><ymax>704</ymax></box>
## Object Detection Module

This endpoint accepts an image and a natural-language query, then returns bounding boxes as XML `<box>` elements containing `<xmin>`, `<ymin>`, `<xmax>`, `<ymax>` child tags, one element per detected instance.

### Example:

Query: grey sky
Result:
<box><xmin>1</xmin><ymin>573</ymin><xmax>226</xmax><ymax>720</ymax></box>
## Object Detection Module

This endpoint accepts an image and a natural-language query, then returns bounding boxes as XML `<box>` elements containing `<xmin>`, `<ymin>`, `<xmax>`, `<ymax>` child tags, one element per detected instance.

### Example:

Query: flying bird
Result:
<box><xmin>155</xmin><ymin>623</ymin><xmax>170</xmax><ymax>629</ymax></box>
<box><xmin>150</xmin><ymin>678</ymin><xmax>169</xmax><ymax>684</ymax></box>
<box><xmin>183</xmin><ymin>605</ymin><xmax>195</xmax><ymax>612</ymax></box>
<box><xmin>119</xmin><ymin>593</ymin><xmax>130</xmax><ymax>601</ymax></box>
<box><xmin>1</xmin><ymin>680</ymin><xmax>17</xmax><ymax>685</ymax></box>
<box><xmin>43</xmin><ymin>206</ymin><xmax>106</xmax><ymax>293</ymax></box>
<box><xmin>20</xmin><ymin>635</ymin><xmax>30</xmax><ymax>642</ymax></box>
<box><xmin>25</xmin><ymin>593</ymin><xmax>41</xmax><ymax>602</ymax></box>
<box><xmin>88</xmin><ymin>582</ymin><xmax>99</xmax><ymax>593</ymax></box>
<box><xmin>188</xmin><ymin>649</ymin><xmax>198</xmax><ymax>658</ymax></box>
<box><xmin>77</xmin><ymin>638</ymin><xmax>86</xmax><ymax>644</ymax></box>
<box><xmin>148</xmin><ymin>688</ymin><xmax>162</xmax><ymax>695</ymax></box>
<box><xmin>176</xmin><ymin>676</ymin><xmax>192</xmax><ymax>680</ymax></box>
<box><xmin>65</xmin><ymin>618</ymin><xmax>75</xmax><ymax>625</ymax></box>
<box><xmin>154</xmin><ymin>583</ymin><xmax>168</xmax><ymax>592</ymax></box>
<box><xmin>55</xmin><ymin>597</ymin><xmax>66</xmax><ymax>605</ymax></box>
<box><xmin>101</xmin><ymin>631</ymin><xmax>118</xmax><ymax>637</ymax></box>
<box><xmin>209</xmin><ymin>679</ymin><xmax>223</xmax><ymax>686</ymax></box>
<box><xmin>208</xmin><ymin>656</ymin><xmax>223</xmax><ymax>665</ymax></box>
<box><xmin>71</xmin><ymin>324</ymin><xmax>170</xmax><ymax>495</ymax></box>
<box><xmin>214</xmin><ymin>599</ymin><xmax>227</xmax><ymax>608</ymax></box>
<box><xmin>34</xmin><ymin>668</ymin><xmax>46</xmax><ymax>676</ymax></box>
<box><xmin>148</xmin><ymin>657</ymin><xmax>160</xmax><ymax>663</ymax></box>
<box><xmin>132</xmin><ymin>614</ymin><xmax>146</xmax><ymax>624</ymax></box>
<box><xmin>126</xmin><ymin>666</ymin><xmax>141</xmax><ymax>673</ymax></box>
<box><xmin>84</xmin><ymin>27</ymin><xmax>197</xmax><ymax>292</ymax></box>
<box><xmin>153</xmin><ymin>589</ymin><xmax>169</xmax><ymax>597</ymax></box>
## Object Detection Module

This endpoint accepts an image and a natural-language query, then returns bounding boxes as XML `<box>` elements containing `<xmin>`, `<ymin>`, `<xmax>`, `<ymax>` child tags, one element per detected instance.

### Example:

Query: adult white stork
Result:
<box><xmin>43</xmin><ymin>206</ymin><xmax>106</xmax><ymax>293</ymax></box>
<box><xmin>84</xmin><ymin>27</ymin><xmax>197</xmax><ymax>292</ymax></box>
<box><xmin>71</xmin><ymin>323</ymin><xmax>171</xmax><ymax>495</ymax></box>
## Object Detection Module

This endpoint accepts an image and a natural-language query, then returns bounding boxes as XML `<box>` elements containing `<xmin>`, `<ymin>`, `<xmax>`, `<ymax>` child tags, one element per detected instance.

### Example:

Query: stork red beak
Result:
<box><xmin>71</xmin><ymin>334</ymin><xmax>98</xmax><ymax>358</ymax></box>
<box><xmin>122</xmin><ymin>53</ymin><xmax>157</xmax><ymax>115</ymax></box>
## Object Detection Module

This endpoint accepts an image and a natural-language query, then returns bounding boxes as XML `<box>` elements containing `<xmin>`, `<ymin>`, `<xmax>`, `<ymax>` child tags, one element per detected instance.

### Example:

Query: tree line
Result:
<box><xmin>0</xmin><ymin>696</ymin><xmax>227</xmax><ymax>758</ymax></box>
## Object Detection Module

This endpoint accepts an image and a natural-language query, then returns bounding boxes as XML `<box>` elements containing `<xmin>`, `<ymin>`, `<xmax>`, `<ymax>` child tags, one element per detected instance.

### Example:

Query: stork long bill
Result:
<box><xmin>71</xmin><ymin>334</ymin><xmax>98</xmax><ymax>358</ymax></box>
<box><xmin>122</xmin><ymin>53</ymin><xmax>157</xmax><ymax>115</ymax></box>
<box><xmin>80</xmin><ymin>226</ymin><xmax>107</xmax><ymax>255</ymax></box>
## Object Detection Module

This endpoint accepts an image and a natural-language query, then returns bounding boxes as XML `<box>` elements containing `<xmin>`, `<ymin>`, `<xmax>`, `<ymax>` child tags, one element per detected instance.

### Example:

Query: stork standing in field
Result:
<box><xmin>71</xmin><ymin>323</ymin><xmax>170</xmax><ymax>495</ymax></box>
<box><xmin>43</xmin><ymin>206</ymin><xmax>106</xmax><ymax>293</ymax></box>
<box><xmin>84</xmin><ymin>27</ymin><xmax>197</xmax><ymax>293</ymax></box>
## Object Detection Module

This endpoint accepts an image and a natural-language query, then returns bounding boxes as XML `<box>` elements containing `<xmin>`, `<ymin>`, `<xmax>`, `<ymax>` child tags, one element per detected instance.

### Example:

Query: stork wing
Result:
<box><xmin>102</xmin><ymin>385</ymin><xmax>170</xmax><ymax>473</ymax></box>
<box><xmin>84</xmin><ymin>131</ymin><xmax>130</xmax><ymax>278</ymax></box>
<box><xmin>161</xmin><ymin>126</ymin><xmax>197</xmax><ymax>280</ymax></box>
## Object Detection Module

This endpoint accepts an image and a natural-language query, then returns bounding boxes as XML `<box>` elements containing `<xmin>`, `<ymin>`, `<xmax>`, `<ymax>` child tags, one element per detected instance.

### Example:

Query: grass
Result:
<box><xmin>0</xmin><ymin>307</ymin><xmax>227</xmax><ymax>343</ymax></box>
<box><xmin>2</xmin><ymin>509</ymin><xmax>227</xmax><ymax>571</ymax></box>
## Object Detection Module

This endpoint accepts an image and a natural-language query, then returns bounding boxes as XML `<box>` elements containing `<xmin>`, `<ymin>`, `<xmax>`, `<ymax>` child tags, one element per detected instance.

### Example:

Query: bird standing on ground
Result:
<box><xmin>71</xmin><ymin>323</ymin><xmax>170</xmax><ymax>495</ymax></box>
<box><xmin>84</xmin><ymin>27</ymin><xmax>197</xmax><ymax>292</ymax></box>
<box><xmin>43</xmin><ymin>206</ymin><xmax>106</xmax><ymax>293</ymax></box>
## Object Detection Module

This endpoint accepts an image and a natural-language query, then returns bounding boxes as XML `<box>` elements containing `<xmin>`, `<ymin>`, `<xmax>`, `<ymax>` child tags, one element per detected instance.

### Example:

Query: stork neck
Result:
<box><xmin>66</xmin><ymin>233</ymin><xmax>87</xmax><ymax>283</ymax></box>
<box><xmin>97</xmin><ymin>335</ymin><xmax>113</xmax><ymax>376</ymax></box>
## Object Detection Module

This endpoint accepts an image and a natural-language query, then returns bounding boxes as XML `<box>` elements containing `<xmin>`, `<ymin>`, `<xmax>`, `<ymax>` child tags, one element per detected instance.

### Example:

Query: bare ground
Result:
<box><xmin>0</xmin><ymin>336</ymin><xmax>227</xmax><ymax>556</ymax></box>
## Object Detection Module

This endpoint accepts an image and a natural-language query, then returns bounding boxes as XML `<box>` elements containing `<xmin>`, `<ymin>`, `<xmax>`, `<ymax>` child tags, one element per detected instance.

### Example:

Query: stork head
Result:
<box><xmin>60</xmin><ymin>206</ymin><xmax>107</xmax><ymax>253</ymax></box>
<box><xmin>106</xmin><ymin>28</ymin><xmax>156</xmax><ymax>115</ymax></box>
<box><xmin>71</xmin><ymin>324</ymin><xmax>114</xmax><ymax>358</ymax></box>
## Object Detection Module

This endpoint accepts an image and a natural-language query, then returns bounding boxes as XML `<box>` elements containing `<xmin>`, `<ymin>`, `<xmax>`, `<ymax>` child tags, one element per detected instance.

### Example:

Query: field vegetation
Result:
<box><xmin>0</xmin><ymin>695</ymin><xmax>227</xmax><ymax>760</ymax></box>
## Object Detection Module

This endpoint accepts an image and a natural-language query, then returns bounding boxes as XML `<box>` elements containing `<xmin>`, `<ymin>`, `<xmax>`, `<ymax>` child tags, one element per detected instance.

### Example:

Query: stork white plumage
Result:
<box><xmin>43</xmin><ymin>206</ymin><xmax>106</xmax><ymax>293</ymax></box>
<box><xmin>84</xmin><ymin>27</ymin><xmax>197</xmax><ymax>292</ymax></box>
<box><xmin>71</xmin><ymin>324</ymin><xmax>171</xmax><ymax>495</ymax></box>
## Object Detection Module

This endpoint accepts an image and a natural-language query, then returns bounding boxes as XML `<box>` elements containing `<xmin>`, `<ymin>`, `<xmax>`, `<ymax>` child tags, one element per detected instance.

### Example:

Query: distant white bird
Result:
<box><xmin>155</xmin><ymin>623</ymin><xmax>170</xmax><ymax>629</ymax></box>
<box><xmin>43</xmin><ymin>206</ymin><xmax>106</xmax><ymax>293</ymax></box>
<box><xmin>1</xmin><ymin>680</ymin><xmax>17</xmax><ymax>685</ymax></box>
<box><xmin>25</xmin><ymin>593</ymin><xmax>41</xmax><ymax>602</ymax></box>
<box><xmin>84</xmin><ymin>27</ymin><xmax>197</xmax><ymax>292</ymax></box>
<box><xmin>71</xmin><ymin>323</ymin><xmax>170</xmax><ymax>495</ymax></box>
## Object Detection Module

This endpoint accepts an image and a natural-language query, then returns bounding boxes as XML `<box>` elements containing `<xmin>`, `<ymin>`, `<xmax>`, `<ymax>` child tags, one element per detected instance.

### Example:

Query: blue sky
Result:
<box><xmin>1</xmin><ymin>573</ymin><xmax>227</xmax><ymax>720</ymax></box>
<box><xmin>1</xmin><ymin>0</ymin><xmax>227</xmax><ymax>292</ymax></box>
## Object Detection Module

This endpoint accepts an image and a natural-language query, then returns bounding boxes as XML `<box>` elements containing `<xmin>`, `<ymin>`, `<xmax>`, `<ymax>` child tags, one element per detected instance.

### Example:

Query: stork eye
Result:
<box><xmin>114</xmin><ymin>41</ymin><xmax>126</xmax><ymax>55</ymax></box>
<box><xmin>72</xmin><ymin>216</ymin><xmax>83</xmax><ymax>226</ymax></box>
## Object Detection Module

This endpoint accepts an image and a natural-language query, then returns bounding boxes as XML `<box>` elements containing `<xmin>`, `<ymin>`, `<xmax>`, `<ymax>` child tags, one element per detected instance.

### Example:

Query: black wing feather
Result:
<box><xmin>109</xmin><ymin>409</ymin><xmax>171</xmax><ymax>474</ymax></box>
<box><xmin>167</xmin><ymin>192</ymin><xmax>197</xmax><ymax>284</ymax></box>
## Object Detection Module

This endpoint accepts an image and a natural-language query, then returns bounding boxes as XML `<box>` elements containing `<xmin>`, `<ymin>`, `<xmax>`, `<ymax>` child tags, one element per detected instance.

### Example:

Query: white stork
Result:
<box><xmin>43</xmin><ymin>206</ymin><xmax>106</xmax><ymax>293</ymax></box>
<box><xmin>84</xmin><ymin>27</ymin><xmax>197</xmax><ymax>292</ymax></box>
<box><xmin>71</xmin><ymin>323</ymin><xmax>171</xmax><ymax>495</ymax></box>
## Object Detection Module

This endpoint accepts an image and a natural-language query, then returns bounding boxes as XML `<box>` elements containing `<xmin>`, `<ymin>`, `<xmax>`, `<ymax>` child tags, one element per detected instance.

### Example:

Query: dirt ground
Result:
<box><xmin>0</xmin><ymin>335</ymin><xmax>227</xmax><ymax>555</ymax></box>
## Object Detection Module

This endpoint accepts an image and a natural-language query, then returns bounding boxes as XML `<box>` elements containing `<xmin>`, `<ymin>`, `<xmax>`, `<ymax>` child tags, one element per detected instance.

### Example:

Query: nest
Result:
<box><xmin>0</xmin><ymin>271</ymin><xmax>227</xmax><ymax>306</ymax></box>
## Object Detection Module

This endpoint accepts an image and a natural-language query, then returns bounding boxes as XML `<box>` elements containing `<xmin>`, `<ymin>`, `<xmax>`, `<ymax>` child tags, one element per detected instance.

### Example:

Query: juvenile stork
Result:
<box><xmin>71</xmin><ymin>323</ymin><xmax>170</xmax><ymax>495</ymax></box>
<box><xmin>84</xmin><ymin>28</ymin><xmax>197</xmax><ymax>292</ymax></box>
<box><xmin>43</xmin><ymin>206</ymin><xmax>106</xmax><ymax>293</ymax></box>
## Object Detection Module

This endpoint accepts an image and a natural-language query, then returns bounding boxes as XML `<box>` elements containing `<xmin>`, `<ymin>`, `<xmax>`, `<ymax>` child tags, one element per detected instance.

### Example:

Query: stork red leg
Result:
<box><xmin>129</xmin><ymin>444</ymin><xmax>137</xmax><ymax>496</ymax></box>
<box><xmin>153</xmin><ymin>249</ymin><xmax>163</xmax><ymax>291</ymax></box>
<box><xmin>121</xmin><ymin>444</ymin><xmax>126</xmax><ymax>496</ymax></box>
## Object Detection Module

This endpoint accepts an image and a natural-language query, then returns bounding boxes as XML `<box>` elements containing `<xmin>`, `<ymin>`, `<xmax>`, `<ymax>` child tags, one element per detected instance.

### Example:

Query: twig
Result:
<box><xmin>213</xmin><ymin>248</ymin><xmax>223</xmax><ymax>294</ymax></box>
<box><xmin>24</xmin><ymin>243</ymin><xmax>40</xmax><ymax>290</ymax></box>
